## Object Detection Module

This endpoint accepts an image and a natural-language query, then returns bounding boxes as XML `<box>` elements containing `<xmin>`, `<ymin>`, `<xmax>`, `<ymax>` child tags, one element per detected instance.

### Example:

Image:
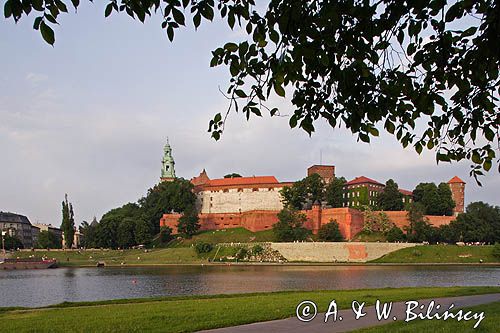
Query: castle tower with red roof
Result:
<box><xmin>448</xmin><ymin>176</ymin><xmax>466</xmax><ymax>215</ymax></box>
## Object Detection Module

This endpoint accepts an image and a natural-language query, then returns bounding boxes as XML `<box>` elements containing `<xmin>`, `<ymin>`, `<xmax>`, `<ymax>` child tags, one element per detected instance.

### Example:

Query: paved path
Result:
<box><xmin>199</xmin><ymin>293</ymin><xmax>500</xmax><ymax>333</ymax></box>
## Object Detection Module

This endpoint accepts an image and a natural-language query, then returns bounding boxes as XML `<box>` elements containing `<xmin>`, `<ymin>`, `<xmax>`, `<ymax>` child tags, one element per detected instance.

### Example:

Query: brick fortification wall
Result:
<box><xmin>375</xmin><ymin>211</ymin><xmax>455</xmax><ymax>229</ymax></box>
<box><xmin>161</xmin><ymin>208</ymin><xmax>456</xmax><ymax>239</ymax></box>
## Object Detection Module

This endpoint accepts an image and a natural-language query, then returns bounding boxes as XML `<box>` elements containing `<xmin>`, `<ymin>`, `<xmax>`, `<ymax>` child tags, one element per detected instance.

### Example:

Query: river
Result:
<box><xmin>1</xmin><ymin>265</ymin><xmax>499</xmax><ymax>307</ymax></box>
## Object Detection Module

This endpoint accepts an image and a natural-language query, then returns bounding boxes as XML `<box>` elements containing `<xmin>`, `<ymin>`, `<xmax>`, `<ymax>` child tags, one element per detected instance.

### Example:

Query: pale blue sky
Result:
<box><xmin>1</xmin><ymin>3</ymin><xmax>498</xmax><ymax>226</ymax></box>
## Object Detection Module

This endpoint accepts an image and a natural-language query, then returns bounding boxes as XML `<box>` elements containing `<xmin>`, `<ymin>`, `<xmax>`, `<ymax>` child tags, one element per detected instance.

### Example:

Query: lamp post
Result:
<box><xmin>1</xmin><ymin>230</ymin><xmax>6</xmax><ymax>259</ymax></box>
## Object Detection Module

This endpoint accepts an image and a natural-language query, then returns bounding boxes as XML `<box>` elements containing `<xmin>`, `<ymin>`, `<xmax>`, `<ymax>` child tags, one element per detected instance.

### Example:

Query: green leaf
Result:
<box><xmin>105</xmin><ymin>3</ymin><xmax>113</xmax><ymax>17</ymax></box>
<box><xmin>415</xmin><ymin>143</ymin><xmax>423</xmax><ymax>154</ymax></box>
<box><xmin>40</xmin><ymin>21</ymin><xmax>55</xmax><ymax>46</ymax></box>
<box><xmin>55</xmin><ymin>0</ymin><xmax>68</xmax><ymax>13</ymax></box>
<box><xmin>483</xmin><ymin>160</ymin><xmax>492</xmax><ymax>171</ymax></box>
<box><xmin>214</xmin><ymin>113</ymin><xmax>222</xmax><ymax>123</ymax></box>
<box><xmin>172</xmin><ymin>8</ymin><xmax>185</xmax><ymax>26</ymax></box>
<box><xmin>167</xmin><ymin>26</ymin><xmax>174</xmax><ymax>42</ymax></box>
<box><xmin>234</xmin><ymin>90</ymin><xmax>246</xmax><ymax>98</ymax></box>
<box><xmin>289</xmin><ymin>115</ymin><xmax>297</xmax><ymax>128</ymax></box>
<box><xmin>368</xmin><ymin>127</ymin><xmax>379</xmax><ymax>136</ymax></box>
<box><xmin>471</xmin><ymin>151</ymin><xmax>482</xmax><ymax>164</ymax></box>
<box><xmin>224</xmin><ymin>42</ymin><xmax>238</xmax><ymax>52</ymax></box>
<box><xmin>193</xmin><ymin>13</ymin><xmax>201</xmax><ymax>29</ymax></box>
<box><xmin>33</xmin><ymin>16</ymin><xmax>43</xmax><ymax>30</ymax></box>
<box><xmin>4</xmin><ymin>0</ymin><xmax>12</xmax><ymax>18</ymax></box>
<box><xmin>274</xmin><ymin>82</ymin><xmax>285</xmax><ymax>97</ymax></box>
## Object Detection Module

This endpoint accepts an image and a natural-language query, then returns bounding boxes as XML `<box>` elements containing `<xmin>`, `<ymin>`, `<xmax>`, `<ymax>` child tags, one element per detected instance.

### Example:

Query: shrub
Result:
<box><xmin>273</xmin><ymin>208</ymin><xmax>310</xmax><ymax>242</ymax></box>
<box><xmin>251</xmin><ymin>244</ymin><xmax>264</xmax><ymax>256</ymax></box>
<box><xmin>318</xmin><ymin>220</ymin><xmax>344</xmax><ymax>241</ymax></box>
<box><xmin>235</xmin><ymin>247</ymin><xmax>248</xmax><ymax>260</ymax></box>
<box><xmin>159</xmin><ymin>226</ymin><xmax>173</xmax><ymax>243</ymax></box>
<box><xmin>385</xmin><ymin>226</ymin><xmax>406</xmax><ymax>242</ymax></box>
<box><xmin>493</xmin><ymin>243</ymin><xmax>500</xmax><ymax>259</ymax></box>
<box><xmin>194</xmin><ymin>242</ymin><xmax>213</xmax><ymax>254</ymax></box>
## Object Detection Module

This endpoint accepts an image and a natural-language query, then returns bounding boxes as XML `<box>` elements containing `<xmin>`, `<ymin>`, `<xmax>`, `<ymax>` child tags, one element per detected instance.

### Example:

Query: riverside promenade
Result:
<box><xmin>200</xmin><ymin>293</ymin><xmax>500</xmax><ymax>333</ymax></box>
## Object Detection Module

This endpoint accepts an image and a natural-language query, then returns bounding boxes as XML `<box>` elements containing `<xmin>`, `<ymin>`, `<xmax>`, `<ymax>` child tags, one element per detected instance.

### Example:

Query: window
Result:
<box><xmin>268</xmin><ymin>187</ymin><xmax>274</xmax><ymax>191</ymax></box>
<box><xmin>237</xmin><ymin>188</ymin><xmax>243</xmax><ymax>192</ymax></box>
<box><xmin>223</xmin><ymin>189</ymin><xmax>229</xmax><ymax>193</ymax></box>
<box><xmin>252</xmin><ymin>188</ymin><xmax>259</xmax><ymax>192</ymax></box>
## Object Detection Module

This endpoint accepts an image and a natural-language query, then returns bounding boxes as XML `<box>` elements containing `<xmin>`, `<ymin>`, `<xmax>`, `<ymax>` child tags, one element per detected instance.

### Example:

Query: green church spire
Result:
<box><xmin>161</xmin><ymin>138</ymin><xmax>176</xmax><ymax>180</ymax></box>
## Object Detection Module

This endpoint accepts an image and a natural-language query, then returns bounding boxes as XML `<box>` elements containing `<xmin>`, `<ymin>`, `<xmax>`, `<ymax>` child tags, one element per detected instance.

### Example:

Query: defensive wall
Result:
<box><xmin>160</xmin><ymin>207</ymin><xmax>456</xmax><ymax>240</ymax></box>
<box><xmin>269</xmin><ymin>242</ymin><xmax>418</xmax><ymax>262</ymax></box>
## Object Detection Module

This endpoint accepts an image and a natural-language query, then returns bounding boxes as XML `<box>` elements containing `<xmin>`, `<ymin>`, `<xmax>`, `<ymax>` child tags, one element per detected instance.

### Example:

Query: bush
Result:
<box><xmin>194</xmin><ymin>242</ymin><xmax>213</xmax><ymax>254</ymax></box>
<box><xmin>318</xmin><ymin>220</ymin><xmax>344</xmax><ymax>241</ymax></box>
<box><xmin>159</xmin><ymin>226</ymin><xmax>173</xmax><ymax>243</ymax></box>
<box><xmin>235</xmin><ymin>247</ymin><xmax>248</xmax><ymax>260</ymax></box>
<box><xmin>385</xmin><ymin>226</ymin><xmax>406</xmax><ymax>242</ymax></box>
<box><xmin>492</xmin><ymin>243</ymin><xmax>500</xmax><ymax>259</ymax></box>
<box><xmin>251</xmin><ymin>244</ymin><xmax>264</xmax><ymax>256</ymax></box>
<box><xmin>273</xmin><ymin>208</ymin><xmax>310</xmax><ymax>242</ymax></box>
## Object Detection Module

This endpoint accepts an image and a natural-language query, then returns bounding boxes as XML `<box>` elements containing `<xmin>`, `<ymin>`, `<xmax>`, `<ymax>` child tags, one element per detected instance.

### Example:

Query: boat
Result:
<box><xmin>0</xmin><ymin>258</ymin><xmax>58</xmax><ymax>270</ymax></box>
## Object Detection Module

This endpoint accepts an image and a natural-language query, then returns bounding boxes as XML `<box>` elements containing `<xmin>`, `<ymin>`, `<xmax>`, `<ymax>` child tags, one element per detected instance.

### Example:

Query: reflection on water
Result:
<box><xmin>0</xmin><ymin>265</ymin><xmax>499</xmax><ymax>307</ymax></box>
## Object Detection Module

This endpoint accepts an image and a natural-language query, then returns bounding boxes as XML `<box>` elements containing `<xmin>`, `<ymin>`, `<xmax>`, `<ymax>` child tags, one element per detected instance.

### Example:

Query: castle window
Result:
<box><xmin>237</xmin><ymin>188</ymin><xmax>243</xmax><ymax>192</ymax></box>
<box><xmin>268</xmin><ymin>187</ymin><xmax>274</xmax><ymax>191</ymax></box>
<box><xmin>252</xmin><ymin>188</ymin><xmax>259</xmax><ymax>192</ymax></box>
<box><xmin>223</xmin><ymin>189</ymin><xmax>229</xmax><ymax>193</ymax></box>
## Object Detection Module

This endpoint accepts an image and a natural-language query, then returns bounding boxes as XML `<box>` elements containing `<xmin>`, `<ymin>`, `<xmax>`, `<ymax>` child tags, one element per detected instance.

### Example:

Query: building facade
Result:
<box><xmin>0</xmin><ymin>212</ymin><xmax>37</xmax><ymax>248</ymax></box>
<box><xmin>448</xmin><ymin>176</ymin><xmax>466</xmax><ymax>215</ymax></box>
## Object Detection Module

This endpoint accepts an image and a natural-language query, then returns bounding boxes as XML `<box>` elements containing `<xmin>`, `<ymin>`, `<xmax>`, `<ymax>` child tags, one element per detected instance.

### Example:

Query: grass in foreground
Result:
<box><xmin>357</xmin><ymin>300</ymin><xmax>500</xmax><ymax>332</ymax></box>
<box><xmin>372</xmin><ymin>245</ymin><xmax>498</xmax><ymax>263</ymax></box>
<box><xmin>0</xmin><ymin>287</ymin><xmax>499</xmax><ymax>333</ymax></box>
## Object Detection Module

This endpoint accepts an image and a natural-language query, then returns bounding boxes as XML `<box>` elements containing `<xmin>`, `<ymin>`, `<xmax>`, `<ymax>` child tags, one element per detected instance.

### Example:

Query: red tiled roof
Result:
<box><xmin>399</xmin><ymin>189</ymin><xmax>413</xmax><ymax>196</ymax></box>
<box><xmin>205</xmin><ymin>176</ymin><xmax>279</xmax><ymax>187</ymax></box>
<box><xmin>448</xmin><ymin>176</ymin><xmax>465</xmax><ymax>184</ymax></box>
<box><xmin>346</xmin><ymin>176</ymin><xmax>383</xmax><ymax>186</ymax></box>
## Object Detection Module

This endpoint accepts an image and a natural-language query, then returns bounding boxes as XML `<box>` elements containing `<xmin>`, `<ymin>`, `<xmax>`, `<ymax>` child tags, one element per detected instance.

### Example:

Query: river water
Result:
<box><xmin>1</xmin><ymin>265</ymin><xmax>499</xmax><ymax>307</ymax></box>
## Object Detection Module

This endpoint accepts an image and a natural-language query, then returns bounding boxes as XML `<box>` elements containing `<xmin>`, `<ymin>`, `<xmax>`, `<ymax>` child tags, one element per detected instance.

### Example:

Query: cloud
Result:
<box><xmin>25</xmin><ymin>72</ymin><xmax>48</xmax><ymax>84</ymax></box>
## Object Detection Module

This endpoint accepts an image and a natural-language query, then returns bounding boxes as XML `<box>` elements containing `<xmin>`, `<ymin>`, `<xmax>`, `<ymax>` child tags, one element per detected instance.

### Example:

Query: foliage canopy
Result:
<box><xmin>5</xmin><ymin>0</ymin><xmax>499</xmax><ymax>180</ymax></box>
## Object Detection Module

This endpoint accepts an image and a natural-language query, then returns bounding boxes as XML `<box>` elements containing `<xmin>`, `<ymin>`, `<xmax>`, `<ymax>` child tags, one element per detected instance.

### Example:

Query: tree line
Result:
<box><xmin>79</xmin><ymin>179</ymin><xmax>200</xmax><ymax>249</ymax></box>
<box><xmin>280</xmin><ymin>174</ymin><xmax>455</xmax><ymax>216</ymax></box>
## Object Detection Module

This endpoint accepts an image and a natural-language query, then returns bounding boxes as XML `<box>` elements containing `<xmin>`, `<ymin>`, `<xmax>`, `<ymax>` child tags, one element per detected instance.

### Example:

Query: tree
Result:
<box><xmin>159</xmin><ymin>226</ymin><xmax>173</xmax><ymax>243</ymax></box>
<box><xmin>139</xmin><ymin>178</ymin><xmax>197</xmax><ymax>235</ymax></box>
<box><xmin>3</xmin><ymin>234</ymin><xmax>23</xmax><ymax>250</ymax></box>
<box><xmin>436</xmin><ymin>183</ymin><xmax>456</xmax><ymax>216</ymax></box>
<box><xmin>447</xmin><ymin>202</ymin><xmax>500</xmax><ymax>243</ymax></box>
<box><xmin>36</xmin><ymin>230</ymin><xmax>61</xmax><ymax>249</ymax></box>
<box><xmin>378</xmin><ymin>179</ymin><xmax>404</xmax><ymax>211</ymax></box>
<box><xmin>117</xmin><ymin>217</ymin><xmax>136</xmax><ymax>249</ymax></box>
<box><xmin>273</xmin><ymin>208</ymin><xmax>310</xmax><ymax>242</ymax></box>
<box><xmin>318</xmin><ymin>220</ymin><xmax>344</xmax><ymax>242</ymax></box>
<box><xmin>362</xmin><ymin>207</ymin><xmax>392</xmax><ymax>233</ymax></box>
<box><xmin>96</xmin><ymin>202</ymin><xmax>142</xmax><ymax>249</ymax></box>
<box><xmin>385</xmin><ymin>226</ymin><xmax>406</xmax><ymax>242</ymax></box>
<box><xmin>79</xmin><ymin>218</ymin><xmax>98</xmax><ymax>248</ymax></box>
<box><xmin>7</xmin><ymin>0</ymin><xmax>499</xmax><ymax>179</ymax></box>
<box><xmin>177</xmin><ymin>207</ymin><xmax>200</xmax><ymax>238</ymax></box>
<box><xmin>224</xmin><ymin>173</ymin><xmax>242</xmax><ymax>178</ymax></box>
<box><xmin>324</xmin><ymin>177</ymin><xmax>346</xmax><ymax>208</ymax></box>
<box><xmin>413</xmin><ymin>182</ymin><xmax>455</xmax><ymax>216</ymax></box>
<box><xmin>134</xmin><ymin>218</ymin><xmax>151</xmax><ymax>245</ymax></box>
<box><xmin>61</xmin><ymin>194</ymin><xmax>75</xmax><ymax>249</ymax></box>
<box><xmin>405</xmin><ymin>203</ymin><xmax>433</xmax><ymax>242</ymax></box>
<box><xmin>280</xmin><ymin>174</ymin><xmax>325</xmax><ymax>210</ymax></box>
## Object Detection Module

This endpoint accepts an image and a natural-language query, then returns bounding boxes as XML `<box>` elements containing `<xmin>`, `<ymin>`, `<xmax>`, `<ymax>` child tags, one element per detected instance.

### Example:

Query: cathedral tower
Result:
<box><xmin>161</xmin><ymin>138</ymin><xmax>176</xmax><ymax>182</ymax></box>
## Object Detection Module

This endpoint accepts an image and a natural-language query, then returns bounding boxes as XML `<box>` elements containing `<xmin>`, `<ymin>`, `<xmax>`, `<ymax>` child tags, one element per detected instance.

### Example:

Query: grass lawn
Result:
<box><xmin>357</xmin><ymin>300</ymin><xmax>500</xmax><ymax>332</ymax></box>
<box><xmin>0</xmin><ymin>287</ymin><xmax>499</xmax><ymax>333</ymax></box>
<box><xmin>12</xmin><ymin>248</ymin><xmax>207</xmax><ymax>266</ymax></box>
<box><xmin>372</xmin><ymin>245</ymin><xmax>498</xmax><ymax>263</ymax></box>
<box><xmin>169</xmin><ymin>227</ymin><xmax>275</xmax><ymax>247</ymax></box>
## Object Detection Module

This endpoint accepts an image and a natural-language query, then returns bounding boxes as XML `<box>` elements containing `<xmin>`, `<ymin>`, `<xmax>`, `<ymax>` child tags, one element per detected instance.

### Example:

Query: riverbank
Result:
<box><xmin>0</xmin><ymin>287</ymin><xmax>499</xmax><ymax>332</ymax></box>
<box><xmin>11</xmin><ymin>244</ymin><xmax>500</xmax><ymax>266</ymax></box>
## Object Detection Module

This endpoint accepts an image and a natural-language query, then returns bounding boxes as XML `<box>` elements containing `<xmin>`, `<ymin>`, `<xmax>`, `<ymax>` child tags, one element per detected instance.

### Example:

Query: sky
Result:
<box><xmin>1</xmin><ymin>3</ymin><xmax>498</xmax><ymax>227</ymax></box>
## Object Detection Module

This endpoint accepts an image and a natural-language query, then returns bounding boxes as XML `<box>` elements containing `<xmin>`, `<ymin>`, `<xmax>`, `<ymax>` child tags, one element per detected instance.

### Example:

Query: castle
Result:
<box><xmin>159</xmin><ymin>140</ymin><xmax>465</xmax><ymax>239</ymax></box>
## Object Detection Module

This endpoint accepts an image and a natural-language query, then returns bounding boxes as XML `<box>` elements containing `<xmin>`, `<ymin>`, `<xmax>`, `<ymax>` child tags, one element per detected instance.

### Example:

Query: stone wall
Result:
<box><xmin>269</xmin><ymin>242</ymin><xmax>418</xmax><ymax>262</ymax></box>
<box><xmin>196</xmin><ymin>187</ymin><xmax>284</xmax><ymax>214</ymax></box>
